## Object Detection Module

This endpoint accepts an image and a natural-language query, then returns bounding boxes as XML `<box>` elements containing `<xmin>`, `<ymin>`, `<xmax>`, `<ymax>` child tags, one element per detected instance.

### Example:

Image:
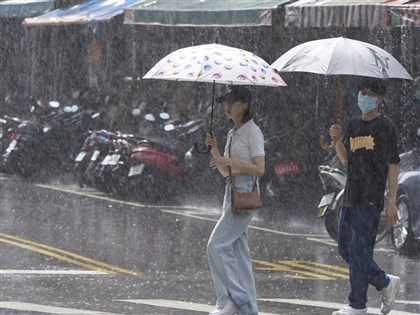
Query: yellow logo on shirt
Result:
<box><xmin>350</xmin><ymin>135</ymin><xmax>375</xmax><ymax>152</ymax></box>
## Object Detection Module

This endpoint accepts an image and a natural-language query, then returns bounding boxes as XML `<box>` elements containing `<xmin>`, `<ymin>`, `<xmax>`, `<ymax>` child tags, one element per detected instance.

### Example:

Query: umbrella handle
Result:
<box><xmin>194</xmin><ymin>80</ymin><xmax>215</xmax><ymax>155</ymax></box>
<box><xmin>194</xmin><ymin>142</ymin><xmax>211</xmax><ymax>154</ymax></box>
<box><xmin>320</xmin><ymin>76</ymin><xmax>341</xmax><ymax>151</ymax></box>
<box><xmin>319</xmin><ymin>135</ymin><xmax>336</xmax><ymax>151</ymax></box>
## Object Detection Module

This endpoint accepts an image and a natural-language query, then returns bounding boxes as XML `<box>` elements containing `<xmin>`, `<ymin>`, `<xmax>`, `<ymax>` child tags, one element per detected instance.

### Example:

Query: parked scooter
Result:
<box><xmin>119</xmin><ymin>116</ymin><xmax>216</xmax><ymax>202</ymax></box>
<box><xmin>317</xmin><ymin>155</ymin><xmax>388</xmax><ymax>242</ymax></box>
<box><xmin>391</xmin><ymin>146</ymin><xmax>420</xmax><ymax>253</ymax></box>
<box><xmin>108</xmin><ymin>112</ymin><xmax>172</xmax><ymax>197</ymax></box>
<box><xmin>0</xmin><ymin>115</ymin><xmax>21</xmax><ymax>172</ymax></box>
<box><xmin>3</xmin><ymin>120</ymin><xmax>48</xmax><ymax>177</ymax></box>
<box><xmin>73</xmin><ymin>130</ymin><xmax>111</xmax><ymax>188</ymax></box>
<box><xmin>258</xmin><ymin>133</ymin><xmax>302</xmax><ymax>217</ymax></box>
<box><xmin>4</xmin><ymin>100</ymin><xmax>101</xmax><ymax>178</ymax></box>
<box><xmin>317</xmin><ymin>162</ymin><xmax>347</xmax><ymax>241</ymax></box>
<box><xmin>95</xmin><ymin>133</ymin><xmax>138</xmax><ymax>193</ymax></box>
<box><xmin>74</xmin><ymin>111</ymin><xmax>169</xmax><ymax>194</ymax></box>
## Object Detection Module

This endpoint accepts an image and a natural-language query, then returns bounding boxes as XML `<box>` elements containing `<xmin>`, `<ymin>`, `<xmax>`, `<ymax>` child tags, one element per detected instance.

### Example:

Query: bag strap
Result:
<box><xmin>228</xmin><ymin>136</ymin><xmax>233</xmax><ymax>185</ymax></box>
<box><xmin>227</xmin><ymin>135</ymin><xmax>257</xmax><ymax>186</ymax></box>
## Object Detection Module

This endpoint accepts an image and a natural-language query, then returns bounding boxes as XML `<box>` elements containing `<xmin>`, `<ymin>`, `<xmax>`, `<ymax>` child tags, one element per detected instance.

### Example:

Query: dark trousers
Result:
<box><xmin>337</xmin><ymin>207</ymin><xmax>390</xmax><ymax>309</ymax></box>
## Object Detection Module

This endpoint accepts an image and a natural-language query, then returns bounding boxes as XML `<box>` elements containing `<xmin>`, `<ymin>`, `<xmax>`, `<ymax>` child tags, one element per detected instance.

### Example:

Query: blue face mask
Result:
<box><xmin>358</xmin><ymin>94</ymin><xmax>378</xmax><ymax>113</ymax></box>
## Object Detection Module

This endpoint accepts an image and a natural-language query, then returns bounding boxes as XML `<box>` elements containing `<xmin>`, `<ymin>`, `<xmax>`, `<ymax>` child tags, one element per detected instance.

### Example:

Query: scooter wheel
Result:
<box><xmin>325</xmin><ymin>209</ymin><xmax>339</xmax><ymax>242</ymax></box>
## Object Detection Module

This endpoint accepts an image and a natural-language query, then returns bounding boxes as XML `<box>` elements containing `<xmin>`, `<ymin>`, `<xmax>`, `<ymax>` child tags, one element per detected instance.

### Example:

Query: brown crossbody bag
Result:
<box><xmin>228</xmin><ymin>137</ymin><xmax>263</xmax><ymax>213</ymax></box>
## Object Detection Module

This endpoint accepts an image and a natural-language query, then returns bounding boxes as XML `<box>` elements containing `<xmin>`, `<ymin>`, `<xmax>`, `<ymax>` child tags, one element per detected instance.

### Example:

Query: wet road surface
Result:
<box><xmin>0</xmin><ymin>174</ymin><xmax>419</xmax><ymax>315</ymax></box>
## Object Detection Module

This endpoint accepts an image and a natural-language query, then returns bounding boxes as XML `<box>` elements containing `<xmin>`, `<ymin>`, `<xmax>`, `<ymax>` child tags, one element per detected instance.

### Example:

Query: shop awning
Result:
<box><xmin>389</xmin><ymin>1</ymin><xmax>420</xmax><ymax>27</ymax></box>
<box><xmin>23</xmin><ymin>0</ymin><xmax>145</xmax><ymax>25</ymax></box>
<box><xmin>285</xmin><ymin>0</ymin><xmax>411</xmax><ymax>28</ymax></box>
<box><xmin>123</xmin><ymin>0</ymin><xmax>291</xmax><ymax>27</ymax></box>
<box><xmin>0</xmin><ymin>0</ymin><xmax>55</xmax><ymax>18</ymax></box>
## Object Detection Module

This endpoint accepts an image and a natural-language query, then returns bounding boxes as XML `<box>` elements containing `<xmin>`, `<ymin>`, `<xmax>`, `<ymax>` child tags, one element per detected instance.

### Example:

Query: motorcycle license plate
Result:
<box><xmin>317</xmin><ymin>193</ymin><xmax>335</xmax><ymax>217</ymax></box>
<box><xmin>75</xmin><ymin>151</ymin><xmax>87</xmax><ymax>162</ymax></box>
<box><xmin>91</xmin><ymin>150</ymin><xmax>100</xmax><ymax>161</ymax></box>
<box><xmin>318</xmin><ymin>193</ymin><xmax>335</xmax><ymax>208</ymax></box>
<box><xmin>128</xmin><ymin>164</ymin><xmax>145</xmax><ymax>177</ymax></box>
<box><xmin>6</xmin><ymin>139</ymin><xmax>17</xmax><ymax>153</ymax></box>
<box><xmin>108</xmin><ymin>154</ymin><xmax>121</xmax><ymax>165</ymax></box>
<box><xmin>101</xmin><ymin>154</ymin><xmax>113</xmax><ymax>165</ymax></box>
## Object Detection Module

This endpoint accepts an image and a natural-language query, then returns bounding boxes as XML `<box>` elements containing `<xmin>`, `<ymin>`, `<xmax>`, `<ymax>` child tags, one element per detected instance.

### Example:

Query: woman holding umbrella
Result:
<box><xmin>205</xmin><ymin>85</ymin><xmax>265</xmax><ymax>315</ymax></box>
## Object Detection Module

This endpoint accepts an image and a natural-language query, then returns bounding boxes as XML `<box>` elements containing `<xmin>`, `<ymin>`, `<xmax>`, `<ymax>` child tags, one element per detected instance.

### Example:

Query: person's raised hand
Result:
<box><xmin>206</xmin><ymin>132</ymin><xmax>217</xmax><ymax>148</ymax></box>
<box><xmin>329</xmin><ymin>124</ymin><xmax>342</xmax><ymax>141</ymax></box>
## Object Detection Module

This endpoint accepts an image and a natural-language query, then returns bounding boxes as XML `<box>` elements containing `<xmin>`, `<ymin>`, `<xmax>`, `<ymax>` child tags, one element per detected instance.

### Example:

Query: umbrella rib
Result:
<box><xmin>324</xmin><ymin>38</ymin><xmax>343</xmax><ymax>75</ymax></box>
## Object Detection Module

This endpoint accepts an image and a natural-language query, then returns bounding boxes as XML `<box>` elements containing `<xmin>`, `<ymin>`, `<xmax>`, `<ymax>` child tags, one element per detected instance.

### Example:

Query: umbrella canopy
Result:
<box><xmin>271</xmin><ymin>36</ymin><xmax>413</xmax><ymax>150</ymax></box>
<box><xmin>272</xmin><ymin>36</ymin><xmax>413</xmax><ymax>80</ymax></box>
<box><xmin>144</xmin><ymin>42</ymin><xmax>286</xmax><ymax>153</ymax></box>
<box><xmin>144</xmin><ymin>43</ymin><xmax>287</xmax><ymax>87</ymax></box>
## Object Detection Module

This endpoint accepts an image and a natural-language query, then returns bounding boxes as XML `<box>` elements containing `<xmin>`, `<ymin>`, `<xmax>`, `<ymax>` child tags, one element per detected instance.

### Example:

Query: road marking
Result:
<box><xmin>306</xmin><ymin>237</ymin><xmax>395</xmax><ymax>253</ymax></box>
<box><xmin>372</xmin><ymin>247</ymin><xmax>396</xmax><ymax>253</ymax></box>
<box><xmin>258</xmin><ymin>298</ymin><xmax>419</xmax><ymax>315</ymax></box>
<box><xmin>0</xmin><ymin>269</ymin><xmax>107</xmax><ymax>275</ymax></box>
<box><xmin>0</xmin><ymin>301</ymin><xmax>122</xmax><ymax>314</ymax></box>
<box><xmin>161</xmin><ymin>209</ymin><xmax>325</xmax><ymax>238</ymax></box>
<box><xmin>1</xmin><ymin>299</ymin><xmax>417</xmax><ymax>315</ymax></box>
<box><xmin>118</xmin><ymin>299</ymin><xmax>281</xmax><ymax>315</ymax></box>
<box><xmin>33</xmin><ymin>183</ymin><xmax>325</xmax><ymax>238</ymax></box>
<box><xmin>24</xmin><ymin>180</ymin><xmax>400</xmax><ymax>258</ymax></box>
<box><xmin>34</xmin><ymin>183</ymin><xmax>200</xmax><ymax>211</ymax></box>
<box><xmin>396</xmin><ymin>300</ymin><xmax>420</xmax><ymax>306</ymax></box>
<box><xmin>307</xmin><ymin>237</ymin><xmax>338</xmax><ymax>247</ymax></box>
<box><xmin>0</xmin><ymin>232</ymin><xmax>140</xmax><ymax>276</ymax></box>
<box><xmin>253</xmin><ymin>260</ymin><xmax>349</xmax><ymax>280</ymax></box>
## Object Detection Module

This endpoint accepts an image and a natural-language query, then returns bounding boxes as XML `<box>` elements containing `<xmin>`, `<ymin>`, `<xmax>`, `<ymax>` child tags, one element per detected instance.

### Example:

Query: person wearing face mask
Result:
<box><xmin>205</xmin><ymin>85</ymin><xmax>264</xmax><ymax>315</ymax></box>
<box><xmin>328</xmin><ymin>78</ymin><xmax>400</xmax><ymax>315</ymax></box>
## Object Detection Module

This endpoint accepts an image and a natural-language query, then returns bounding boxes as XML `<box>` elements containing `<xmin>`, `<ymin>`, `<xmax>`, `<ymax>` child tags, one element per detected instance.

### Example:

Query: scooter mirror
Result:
<box><xmin>145</xmin><ymin>113</ymin><xmax>156</xmax><ymax>122</ymax></box>
<box><xmin>187</xmin><ymin>124</ymin><xmax>202</xmax><ymax>134</ymax></box>
<box><xmin>184</xmin><ymin>120</ymin><xmax>205</xmax><ymax>134</ymax></box>
<box><xmin>132</xmin><ymin>109</ymin><xmax>141</xmax><ymax>116</ymax></box>
<box><xmin>159</xmin><ymin>112</ymin><xmax>170</xmax><ymax>120</ymax></box>
<box><xmin>72</xmin><ymin>90</ymin><xmax>80</xmax><ymax>99</ymax></box>
<box><xmin>49</xmin><ymin>101</ymin><xmax>60</xmax><ymax>108</ymax></box>
<box><xmin>164</xmin><ymin>124</ymin><xmax>175</xmax><ymax>131</ymax></box>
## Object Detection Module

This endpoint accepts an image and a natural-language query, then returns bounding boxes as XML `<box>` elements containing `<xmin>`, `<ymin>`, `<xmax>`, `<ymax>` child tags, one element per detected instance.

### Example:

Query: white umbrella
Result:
<box><xmin>144</xmin><ymin>43</ymin><xmax>286</xmax><ymax>86</ymax></box>
<box><xmin>272</xmin><ymin>37</ymin><xmax>413</xmax><ymax>80</ymax></box>
<box><xmin>144</xmin><ymin>42</ymin><xmax>287</xmax><ymax>153</ymax></box>
<box><xmin>271</xmin><ymin>37</ymin><xmax>413</xmax><ymax>150</ymax></box>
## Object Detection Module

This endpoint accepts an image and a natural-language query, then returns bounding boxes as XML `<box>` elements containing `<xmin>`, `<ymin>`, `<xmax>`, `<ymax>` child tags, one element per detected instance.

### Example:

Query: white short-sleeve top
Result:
<box><xmin>224</xmin><ymin>119</ymin><xmax>265</xmax><ymax>174</ymax></box>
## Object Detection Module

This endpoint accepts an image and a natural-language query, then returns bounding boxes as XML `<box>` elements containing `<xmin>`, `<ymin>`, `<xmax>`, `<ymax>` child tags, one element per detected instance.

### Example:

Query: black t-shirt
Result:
<box><xmin>343</xmin><ymin>115</ymin><xmax>400</xmax><ymax>211</ymax></box>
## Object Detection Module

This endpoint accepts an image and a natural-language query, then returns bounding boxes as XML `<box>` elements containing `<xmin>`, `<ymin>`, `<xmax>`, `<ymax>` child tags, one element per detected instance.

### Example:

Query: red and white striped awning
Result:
<box><xmin>285</xmin><ymin>0</ymin><xmax>414</xmax><ymax>28</ymax></box>
<box><xmin>389</xmin><ymin>2</ymin><xmax>420</xmax><ymax>27</ymax></box>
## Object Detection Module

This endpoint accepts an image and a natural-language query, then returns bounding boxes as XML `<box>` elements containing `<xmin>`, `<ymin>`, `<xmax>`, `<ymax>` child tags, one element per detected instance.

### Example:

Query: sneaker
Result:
<box><xmin>380</xmin><ymin>274</ymin><xmax>401</xmax><ymax>314</ymax></box>
<box><xmin>209</xmin><ymin>298</ymin><xmax>238</xmax><ymax>315</ymax></box>
<box><xmin>332</xmin><ymin>305</ymin><xmax>367</xmax><ymax>315</ymax></box>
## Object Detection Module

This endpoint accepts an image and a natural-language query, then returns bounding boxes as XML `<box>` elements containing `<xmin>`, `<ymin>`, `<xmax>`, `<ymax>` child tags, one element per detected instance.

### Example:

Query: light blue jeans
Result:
<box><xmin>207</xmin><ymin>175</ymin><xmax>258</xmax><ymax>315</ymax></box>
